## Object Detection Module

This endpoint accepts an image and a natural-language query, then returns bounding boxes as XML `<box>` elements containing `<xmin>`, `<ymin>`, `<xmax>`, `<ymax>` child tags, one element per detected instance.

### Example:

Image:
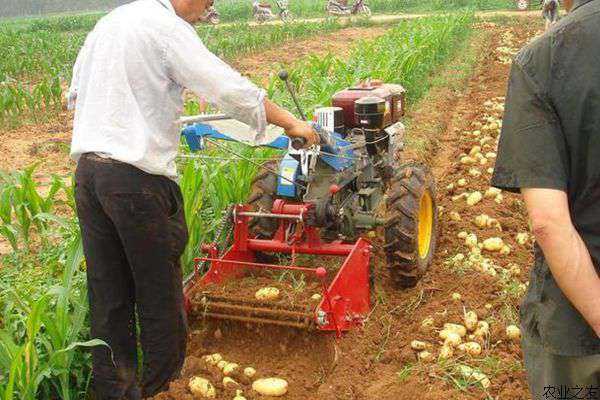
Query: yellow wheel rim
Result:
<box><xmin>417</xmin><ymin>191</ymin><xmax>433</xmax><ymax>259</ymax></box>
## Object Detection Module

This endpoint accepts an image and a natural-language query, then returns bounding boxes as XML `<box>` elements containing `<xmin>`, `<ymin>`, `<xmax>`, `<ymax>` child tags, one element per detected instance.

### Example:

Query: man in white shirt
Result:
<box><xmin>69</xmin><ymin>0</ymin><xmax>318</xmax><ymax>398</ymax></box>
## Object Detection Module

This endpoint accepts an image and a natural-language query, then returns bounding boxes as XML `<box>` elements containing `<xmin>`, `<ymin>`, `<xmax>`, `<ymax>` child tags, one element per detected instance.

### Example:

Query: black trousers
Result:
<box><xmin>75</xmin><ymin>154</ymin><xmax>188</xmax><ymax>399</ymax></box>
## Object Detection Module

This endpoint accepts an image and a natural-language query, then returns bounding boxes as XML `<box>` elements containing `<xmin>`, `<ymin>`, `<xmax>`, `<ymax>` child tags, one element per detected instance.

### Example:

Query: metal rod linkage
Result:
<box><xmin>237</xmin><ymin>211</ymin><xmax>303</xmax><ymax>220</ymax></box>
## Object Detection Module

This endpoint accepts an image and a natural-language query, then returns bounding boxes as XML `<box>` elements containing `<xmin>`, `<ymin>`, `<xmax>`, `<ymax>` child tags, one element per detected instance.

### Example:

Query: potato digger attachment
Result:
<box><xmin>181</xmin><ymin>71</ymin><xmax>438</xmax><ymax>337</ymax></box>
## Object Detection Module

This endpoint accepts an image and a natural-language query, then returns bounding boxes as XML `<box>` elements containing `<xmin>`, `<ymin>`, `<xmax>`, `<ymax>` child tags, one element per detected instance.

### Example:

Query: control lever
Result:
<box><xmin>278</xmin><ymin>70</ymin><xmax>307</xmax><ymax>121</ymax></box>
<box><xmin>278</xmin><ymin>70</ymin><xmax>336</xmax><ymax>151</ymax></box>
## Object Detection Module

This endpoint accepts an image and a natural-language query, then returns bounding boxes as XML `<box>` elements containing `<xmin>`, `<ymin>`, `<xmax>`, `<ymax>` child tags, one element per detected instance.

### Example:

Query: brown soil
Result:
<box><xmin>153</xmin><ymin>21</ymin><xmax>543</xmax><ymax>400</ymax></box>
<box><xmin>231</xmin><ymin>26</ymin><xmax>389</xmax><ymax>84</ymax></box>
<box><xmin>0</xmin><ymin>110</ymin><xmax>73</xmax><ymax>177</ymax></box>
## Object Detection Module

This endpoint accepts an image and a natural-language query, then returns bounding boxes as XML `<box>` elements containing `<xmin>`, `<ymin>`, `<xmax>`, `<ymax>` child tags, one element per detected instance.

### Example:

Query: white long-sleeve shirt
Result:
<box><xmin>69</xmin><ymin>0</ymin><xmax>267</xmax><ymax>179</ymax></box>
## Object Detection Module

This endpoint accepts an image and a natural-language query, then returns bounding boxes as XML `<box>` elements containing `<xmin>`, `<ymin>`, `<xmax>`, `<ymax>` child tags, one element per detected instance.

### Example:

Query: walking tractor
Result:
<box><xmin>180</xmin><ymin>71</ymin><xmax>438</xmax><ymax>337</ymax></box>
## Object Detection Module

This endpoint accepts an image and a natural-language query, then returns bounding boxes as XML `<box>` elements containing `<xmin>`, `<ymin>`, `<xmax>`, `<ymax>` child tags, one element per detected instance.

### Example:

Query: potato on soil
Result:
<box><xmin>466</xmin><ymin>191</ymin><xmax>483</xmax><ymax>206</ymax></box>
<box><xmin>465</xmin><ymin>233</ymin><xmax>478</xmax><ymax>248</ymax></box>
<box><xmin>506</xmin><ymin>325</ymin><xmax>521</xmax><ymax>340</ymax></box>
<box><xmin>469</xmin><ymin>168</ymin><xmax>482</xmax><ymax>177</ymax></box>
<box><xmin>204</xmin><ymin>354</ymin><xmax>223</xmax><ymax>366</ymax></box>
<box><xmin>464</xmin><ymin>311</ymin><xmax>478</xmax><ymax>331</ymax></box>
<box><xmin>443</xmin><ymin>323</ymin><xmax>467</xmax><ymax>337</ymax></box>
<box><xmin>443</xmin><ymin>332</ymin><xmax>462</xmax><ymax>347</ymax></box>
<box><xmin>449</xmin><ymin>211</ymin><xmax>461</xmax><ymax>221</ymax></box>
<box><xmin>464</xmin><ymin>342</ymin><xmax>482</xmax><ymax>356</ymax></box>
<box><xmin>189</xmin><ymin>377</ymin><xmax>216</xmax><ymax>399</ymax></box>
<box><xmin>233</xmin><ymin>389</ymin><xmax>247</xmax><ymax>400</ymax></box>
<box><xmin>516</xmin><ymin>232</ymin><xmax>530</xmax><ymax>245</ymax></box>
<box><xmin>311</xmin><ymin>293</ymin><xmax>322</xmax><ymax>301</ymax></box>
<box><xmin>420</xmin><ymin>317</ymin><xmax>435</xmax><ymax>331</ymax></box>
<box><xmin>252</xmin><ymin>378</ymin><xmax>289</xmax><ymax>397</ymax></box>
<box><xmin>223</xmin><ymin>363</ymin><xmax>239</xmax><ymax>376</ymax></box>
<box><xmin>460</xmin><ymin>156</ymin><xmax>477</xmax><ymax>165</ymax></box>
<box><xmin>475</xmin><ymin>321</ymin><xmax>490</xmax><ymax>338</ymax></box>
<box><xmin>217</xmin><ymin>360</ymin><xmax>228</xmax><ymax>370</ymax></box>
<box><xmin>255</xmin><ymin>287</ymin><xmax>280</xmax><ymax>301</ymax></box>
<box><xmin>439</xmin><ymin>345</ymin><xmax>454</xmax><ymax>360</ymax></box>
<box><xmin>410</xmin><ymin>340</ymin><xmax>428</xmax><ymax>351</ymax></box>
<box><xmin>417</xmin><ymin>350</ymin><xmax>433</xmax><ymax>362</ymax></box>
<box><xmin>482</xmin><ymin>237</ymin><xmax>504</xmax><ymax>252</ymax></box>
<box><xmin>484</xmin><ymin>187</ymin><xmax>501</xmax><ymax>198</ymax></box>
<box><xmin>243</xmin><ymin>367</ymin><xmax>257</xmax><ymax>379</ymax></box>
<box><xmin>456</xmin><ymin>366</ymin><xmax>491</xmax><ymax>389</ymax></box>
<box><xmin>451</xmin><ymin>292</ymin><xmax>462</xmax><ymax>301</ymax></box>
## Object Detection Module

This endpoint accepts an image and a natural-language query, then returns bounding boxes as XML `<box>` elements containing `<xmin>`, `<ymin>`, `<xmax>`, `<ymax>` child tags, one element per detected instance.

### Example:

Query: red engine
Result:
<box><xmin>331</xmin><ymin>80</ymin><xmax>406</xmax><ymax>129</ymax></box>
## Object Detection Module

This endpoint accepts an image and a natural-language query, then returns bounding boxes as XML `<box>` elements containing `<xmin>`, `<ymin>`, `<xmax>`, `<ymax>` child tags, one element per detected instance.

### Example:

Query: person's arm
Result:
<box><xmin>264</xmin><ymin>99</ymin><xmax>318</xmax><ymax>146</ymax></box>
<box><xmin>165</xmin><ymin>22</ymin><xmax>317</xmax><ymax>146</ymax></box>
<box><xmin>522</xmin><ymin>189</ymin><xmax>600</xmax><ymax>336</ymax></box>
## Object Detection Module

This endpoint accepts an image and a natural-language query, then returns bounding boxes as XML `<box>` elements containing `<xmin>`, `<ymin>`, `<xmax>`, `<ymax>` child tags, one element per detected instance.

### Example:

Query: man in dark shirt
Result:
<box><xmin>492</xmin><ymin>0</ymin><xmax>600</xmax><ymax>397</ymax></box>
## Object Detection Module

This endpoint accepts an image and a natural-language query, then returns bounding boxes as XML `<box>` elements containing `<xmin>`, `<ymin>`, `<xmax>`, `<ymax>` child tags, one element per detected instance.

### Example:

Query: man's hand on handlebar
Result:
<box><xmin>285</xmin><ymin>120</ymin><xmax>319</xmax><ymax>148</ymax></box>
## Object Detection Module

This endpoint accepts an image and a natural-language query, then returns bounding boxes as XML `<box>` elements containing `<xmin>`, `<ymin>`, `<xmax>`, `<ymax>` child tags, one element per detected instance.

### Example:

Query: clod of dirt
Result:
<box><xmin>222</xmin><ymin>377</ymin><xmax>240</xmax><ymax>390</ymax></box>
<box><xmin>214</xmin><ymin>329</ymin><xmax>223</xmax><ymax>340</ymax></box>
<box><xmin>182</xmin><ymin>356</ymin><xmax>207</xmax><ymax>378</ymax></box>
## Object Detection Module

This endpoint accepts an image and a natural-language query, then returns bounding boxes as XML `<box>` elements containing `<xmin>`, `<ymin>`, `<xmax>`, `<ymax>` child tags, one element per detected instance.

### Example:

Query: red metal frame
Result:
<box><xmin>184</xmin><ymin>202</ymin><xmax>372</xmax><ymax>337</ymax></box>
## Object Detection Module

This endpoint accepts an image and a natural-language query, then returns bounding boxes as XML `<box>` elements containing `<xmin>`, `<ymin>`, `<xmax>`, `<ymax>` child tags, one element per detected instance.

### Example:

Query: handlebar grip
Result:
<box><xmin>291</xmin><ymin>137</ymin><xmax>306</xmax><ymax>150</ymax></box>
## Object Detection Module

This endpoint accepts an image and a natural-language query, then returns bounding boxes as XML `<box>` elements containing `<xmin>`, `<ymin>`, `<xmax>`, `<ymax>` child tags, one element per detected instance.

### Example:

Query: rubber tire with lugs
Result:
<box><xmin>248</xmin><ymin>160</ymin><xmax>280</xmax><ymax>239</ymax></box>
<box><xmin>384</xmin><ymin>162</ymin><xmax>438</xmax><ymax>288</ymax></box>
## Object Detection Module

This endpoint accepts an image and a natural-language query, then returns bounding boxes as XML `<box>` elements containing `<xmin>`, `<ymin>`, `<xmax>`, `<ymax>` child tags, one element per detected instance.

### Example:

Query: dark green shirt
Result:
<box><xmin>492</xmin><ymin>0</ymin><xmax>600</xmax><ymax>356</ymax></box>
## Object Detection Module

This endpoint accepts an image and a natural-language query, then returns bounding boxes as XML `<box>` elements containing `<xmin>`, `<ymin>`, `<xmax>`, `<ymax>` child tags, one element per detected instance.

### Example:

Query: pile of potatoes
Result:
<box><xmin>496</xmin><ymin>31</ymin><xmax>519</xmax><ymax>64</ymax></box>
<box><xmin>411</xmin><ymin>308</ymin><xmax>522</xmax><ymax>389</ymax></box>
<box><xmin>180</xmin><ymin>353</ymin><xmax>289</xmax><ymax>399</ymax></box>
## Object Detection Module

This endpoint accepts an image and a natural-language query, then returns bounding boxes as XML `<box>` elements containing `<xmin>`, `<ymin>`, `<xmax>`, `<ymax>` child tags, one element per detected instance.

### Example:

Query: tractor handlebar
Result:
<box><xmin>291</xmin><ymin>123</ymin><xmax>336</xmax><ymax>150</ymax></box>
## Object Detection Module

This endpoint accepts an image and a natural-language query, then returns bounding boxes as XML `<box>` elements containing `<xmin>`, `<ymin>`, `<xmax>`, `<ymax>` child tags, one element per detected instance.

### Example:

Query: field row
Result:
<box><xmin>0</xmin><ymin>19</ymin><xmax>351</xmax><ymax>126</ymax></box>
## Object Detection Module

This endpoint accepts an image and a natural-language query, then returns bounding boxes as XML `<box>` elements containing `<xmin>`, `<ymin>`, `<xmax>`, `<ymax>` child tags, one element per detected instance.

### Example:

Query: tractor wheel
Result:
<box><xmin>248</xmin><ymin>160</ymin><xmax>280</xmax><ymax>239</ymax></box>
<box><xmin>384</xmin><ymin>162</ymin><xmax>438</xmax><ymax>288</ymax></box>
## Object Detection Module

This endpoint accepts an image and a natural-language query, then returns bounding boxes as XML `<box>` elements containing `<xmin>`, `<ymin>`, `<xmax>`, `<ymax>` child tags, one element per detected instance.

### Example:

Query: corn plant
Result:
<box><xmin>267</xmin><ymin>14</ymin><xmax>474</xmax><ymax>116</ymax></box>
<box><xmin>0</xmin><ymin>164</ymin><xmax>68</xmax><ymax>252</ymax></box>
<box><xmin>0</xmin><ymin>236</ymin><xmax>105</xmax><ymax>400</ymax></box>
<box><xmin>0</xmin><ymin>170</ymin><xmax>101</xmax><ymax>400</ymax></box>
<box><xmin>178</xmin><ymin>143</ymin><xmax>279</xmax><ymax>272</ymax></box>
